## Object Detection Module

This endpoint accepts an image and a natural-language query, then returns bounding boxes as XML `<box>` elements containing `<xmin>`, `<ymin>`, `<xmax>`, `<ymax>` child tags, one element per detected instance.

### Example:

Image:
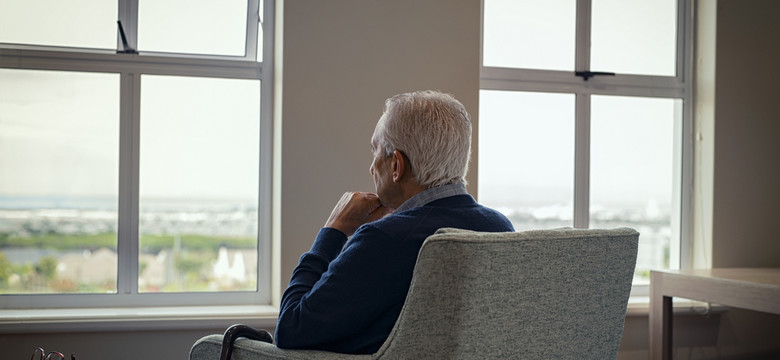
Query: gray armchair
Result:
<box><xmin>190</xmin><ymin>227</ymin><xmax>638</xmax><ymax>359</ymax></box>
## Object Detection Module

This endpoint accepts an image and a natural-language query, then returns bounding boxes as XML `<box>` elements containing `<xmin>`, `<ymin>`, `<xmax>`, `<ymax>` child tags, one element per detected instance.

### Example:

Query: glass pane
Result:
<box><xmin>591</xmin><ymin>0</ymin><xmax>677</xmax><ymax>76</ymax></box>
<box><xmin>138</xmin><ymin>0</ymin><xmax>247</xmax><ymax>56</ymax></box>
<box><xmin>483</xmin><ymin>0</ymin><xmax>576</xmax><ymax>71</ymax></box>
<box><xmin>0</xmin><ymin>0</ymin><xmax>117</xmax><ymax>49</ymax></box>
<box><xmin>0</xmin><ymin>69</ymin><xmax>120</xmax><ymax>294</ymax></box>
<box><xmin>590</xmin><ymin>95</ymin><xmax>681</xmax><ymax>285</ymax></box>
<box><xmin>479</xmin><ymin>90</ymin><xmax>575</xmax><ymax>231</ymax></box>
<box><xmin>139</xmin><ymin>75</ymin><xmax>260</xmax><ymax>292</ymax></box>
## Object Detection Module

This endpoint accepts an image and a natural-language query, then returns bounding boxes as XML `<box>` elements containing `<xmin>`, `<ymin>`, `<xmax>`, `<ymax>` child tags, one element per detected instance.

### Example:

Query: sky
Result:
<box><xmin>479</xmin><ymin>0</ymin><xmax>679</xmax><ymax>211</ymax></box>
<box><xmin>1</xmin><ymin>0</ymin><xmax>677</xmax><ymax>211</ymax></box>
<box><xmin>0</xmin><ymin>69</ymin><xmax>121</xmax><ymax>198</ymax></box>
<box><xmin>0</xmin><ymin>0</ymin><xmax>248</xmax><ymax>55</ymax></box>
<box><xmin>482</xmin><ymin>0</ymin><xmax>676</xmax><ymax>75</ymax></box>
<box><xmin>0</xmin><ymin>69</ymin><xmax>260</xmax><ymax>201</ymax></box>
<box><xmin>0</xmin><ymin>0</ymin><xmax>260</xmax><ymax>201</ymax></box>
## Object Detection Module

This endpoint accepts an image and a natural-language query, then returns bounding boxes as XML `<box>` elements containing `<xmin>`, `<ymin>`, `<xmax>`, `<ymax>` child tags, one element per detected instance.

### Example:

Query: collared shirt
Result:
<box><xmin>394</xmin><ymin>182</ymin><xmax>468</xmax><ymax>213</ymax></box>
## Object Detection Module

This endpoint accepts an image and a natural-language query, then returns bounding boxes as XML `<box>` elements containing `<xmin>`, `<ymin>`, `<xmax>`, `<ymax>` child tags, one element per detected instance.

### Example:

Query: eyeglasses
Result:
<box><xmin>30</xmin><ymin>347</ymin><xmax>76</xmax><ymax>360</ymax></box>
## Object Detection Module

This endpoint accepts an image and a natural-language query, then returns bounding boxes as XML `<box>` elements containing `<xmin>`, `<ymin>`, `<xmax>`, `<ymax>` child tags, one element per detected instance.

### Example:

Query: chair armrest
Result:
<box><xmin>221</xmin><ymin>324</ymin><xmax>274</xmax><ymax>360</ymax></box>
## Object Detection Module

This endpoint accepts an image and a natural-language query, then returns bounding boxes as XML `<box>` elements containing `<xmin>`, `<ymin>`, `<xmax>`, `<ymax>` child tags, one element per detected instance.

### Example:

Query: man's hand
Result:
<box><xmin>325</xmin><ymin>192</ymin><xmax>393</xmax><ymax>237</ymax></box>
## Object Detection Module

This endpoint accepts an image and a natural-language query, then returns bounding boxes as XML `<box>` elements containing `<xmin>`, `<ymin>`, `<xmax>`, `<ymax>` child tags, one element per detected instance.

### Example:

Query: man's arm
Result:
<box><xmin>275</xmin><ymin>227</ymin><xmax>347</xmax><ymax>346</ymax></box>
<box><xmin>275</xmin><ymin>225</ymin><xmax>411</xmax><ymax>352</ymax></box>
<box><xmin>274</xmin><ymin>192</ymin><xmax>395</xmax><ymax>351</ymax></box>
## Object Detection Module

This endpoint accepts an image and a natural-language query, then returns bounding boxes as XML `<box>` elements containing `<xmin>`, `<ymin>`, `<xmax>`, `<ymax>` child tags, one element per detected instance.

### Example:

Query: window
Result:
<box><xmin>0</xmin><ymin>0</ymin><xmax>274</xmax><ymax>308</ymax></box>
<box><xmin>479</xmin><ymin>0</ymin><xmax>691</xmax><ymax>293</ymax></box>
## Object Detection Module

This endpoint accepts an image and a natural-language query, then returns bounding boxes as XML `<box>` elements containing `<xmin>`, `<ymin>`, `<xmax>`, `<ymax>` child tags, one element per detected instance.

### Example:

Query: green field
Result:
<box><xmin>0</xmin><ymin>232</ymin><xmax>257</xmax><ymax>294</ymax></box>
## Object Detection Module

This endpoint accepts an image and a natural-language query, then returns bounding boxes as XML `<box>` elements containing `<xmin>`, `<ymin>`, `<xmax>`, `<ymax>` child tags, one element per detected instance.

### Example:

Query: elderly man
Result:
<box><xmin>275</xmin><ymin>90</ymin><xmax>514</xmax><ymax>354</ymax></box>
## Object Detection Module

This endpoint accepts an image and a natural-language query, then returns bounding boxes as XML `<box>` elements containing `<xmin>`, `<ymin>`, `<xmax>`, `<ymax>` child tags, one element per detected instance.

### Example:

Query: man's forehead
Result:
<box><xmin>371</xmin><ymin>115</ymin><xmax>386</xmax><ymax>145</ymax></box>
<box><xmin>370</xmin><ymin>132</ymin><xmax>379</xmax><ymax>150</ymax></box>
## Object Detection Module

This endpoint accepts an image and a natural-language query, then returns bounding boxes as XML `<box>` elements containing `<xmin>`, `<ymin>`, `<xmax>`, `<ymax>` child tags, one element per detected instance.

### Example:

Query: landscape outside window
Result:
<box><xmin>480</xmin><ymin>0</ymin><xmax>684</xmax><ymax>286</ymax></box>
<box><xmin>478</xmin><ymin>92</ymin><xmax>680</xmax><ymax>285</ymax></box>
<box><xmin>0</xmin><ymin>0</ymin><xmax>267</xmax><ymax>297</ymax></box>
<box><xmin>0</xmin><ymin>72</ymin><xmax>261</xmax><ymax>295</ymax></box>
<box><xmin>137</xmin><ymin>75</ymin><xmax>260</xmax><ymax>292</ymax></box>
<box><xmin>0</xmin><ymin>69</ymin><xmax>120</xmax><ymax>294</ymax></box>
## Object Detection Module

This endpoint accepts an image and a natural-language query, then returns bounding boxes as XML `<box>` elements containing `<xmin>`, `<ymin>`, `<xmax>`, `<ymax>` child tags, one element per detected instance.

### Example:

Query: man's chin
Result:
<box><xmin>377</xmin><ymin>198</ymin><xmax>395</xmax><ymax>213</ymax></box>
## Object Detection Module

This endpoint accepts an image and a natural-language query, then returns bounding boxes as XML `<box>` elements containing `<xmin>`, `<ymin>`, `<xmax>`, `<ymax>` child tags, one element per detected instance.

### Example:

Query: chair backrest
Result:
<box><xmin>373</xmin><ymin>227</ymin><xmax>639</xmax><ymax>360</ymax></box>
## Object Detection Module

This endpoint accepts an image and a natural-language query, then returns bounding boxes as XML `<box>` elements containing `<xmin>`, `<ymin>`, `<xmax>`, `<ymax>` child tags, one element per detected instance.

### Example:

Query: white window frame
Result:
<box><xmin>0</xmin><ymin>0</ymin><xmax>275</xmax><ymax>309</ymax></box>
<box><xmin>479</xmin><ymin>0</ymin><xmax>693</xmax><ymax>297</ymax></box>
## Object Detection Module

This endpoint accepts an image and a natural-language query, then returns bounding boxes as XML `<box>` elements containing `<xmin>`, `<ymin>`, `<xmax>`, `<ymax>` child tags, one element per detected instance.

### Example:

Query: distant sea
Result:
<box><xmin>0</xmin><ymin>195</ymin><xmax>116</xmax><ymax>210</ymax></box>
<box><xmin>0</xmin><ymin>195</ymin><xmax>256</xmax><ymax>211</ymax></box>
<box><xmin>0</xmin><ymin>195</ymin><xmax>259</xmax><ymax>238</ymax></box>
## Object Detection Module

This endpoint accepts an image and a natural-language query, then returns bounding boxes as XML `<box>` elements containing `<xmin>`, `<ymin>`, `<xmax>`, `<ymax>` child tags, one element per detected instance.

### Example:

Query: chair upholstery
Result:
<box><xmin>190</xmin><ymin>227</ymin><xmax>638</xmax><ymax>360</ymax></box>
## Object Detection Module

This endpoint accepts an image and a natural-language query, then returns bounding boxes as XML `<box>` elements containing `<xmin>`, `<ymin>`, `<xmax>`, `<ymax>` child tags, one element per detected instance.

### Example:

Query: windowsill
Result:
<box><xmin>0</xmin><ymin>305</ymin><xmax>279</xmax><ymax>334</ymax></box>
<box><xmin>3</xmin><ymin>298</ymin><xmax>727</xmax><ymax>334</ymax></box>
<box><xmin>625</xmin><ymin>296</ymin><xmax>729</xmax><ymax>317</ymax></box>
<box><xmin>625</xmin><ymin>296</ymin><xmax>651</xmax><ymax>316</ymax></box>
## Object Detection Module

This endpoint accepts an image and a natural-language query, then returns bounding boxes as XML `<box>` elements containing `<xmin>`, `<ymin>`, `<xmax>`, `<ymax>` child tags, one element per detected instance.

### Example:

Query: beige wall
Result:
<box><xmin>709</xmin><ymin>0</ymin><xmax>780</xmax><ymax>268</ymax></box>
<box><xmin>700</xmin><ymin>1</ymin><xmax>780</xmax><ymax>356</ymax></box>
<box><xmin>278</xmin><ymin>0</ymin><xmax>481</xmax><ymax>288</ymax></box>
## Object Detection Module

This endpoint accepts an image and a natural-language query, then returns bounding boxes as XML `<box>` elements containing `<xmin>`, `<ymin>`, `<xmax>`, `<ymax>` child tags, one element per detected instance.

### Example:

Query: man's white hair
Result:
<box><xmin>374</xmin><ymin>90</ymin><xmax>472</xmax><ymax>188</ymax></box>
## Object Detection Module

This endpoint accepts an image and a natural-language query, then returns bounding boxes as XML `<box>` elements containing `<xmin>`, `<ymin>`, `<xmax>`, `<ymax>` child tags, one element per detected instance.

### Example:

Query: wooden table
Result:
<box><xmin>649</xmin><ymin>268</ymin><xmax>780</xmax><ymax>360</ymax></box>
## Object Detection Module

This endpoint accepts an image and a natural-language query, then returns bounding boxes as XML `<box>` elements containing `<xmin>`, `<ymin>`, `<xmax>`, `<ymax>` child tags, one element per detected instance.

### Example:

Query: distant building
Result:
<box><xmin>57</xmin><ymin>248</ymin><xmax>117</xmax><ymax>285</ymax></box>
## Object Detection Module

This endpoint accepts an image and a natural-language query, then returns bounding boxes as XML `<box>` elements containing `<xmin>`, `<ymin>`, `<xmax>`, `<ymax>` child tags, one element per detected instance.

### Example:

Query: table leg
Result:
<box><xmin>662</xmin><ymin>295</ymin><xmax>673</xmax><ymax>360</ymax></box>
<box><xmin>650</xmin><ymin>272</ymin><xmax>673</xmax><ymax>360</ymax></box>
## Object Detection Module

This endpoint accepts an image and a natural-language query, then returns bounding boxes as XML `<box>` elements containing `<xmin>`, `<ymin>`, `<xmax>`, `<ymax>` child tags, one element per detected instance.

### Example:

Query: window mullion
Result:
<box><xmin>117</xmin><ymin>72</ymin><xmax>140</xmax><ymax>296</ymax></box>
<box><xmin>678</xmin><ymin>0</ymin><xmax>694</xmax><ymax>271</ymax></box>
<box><xmin>573</xmin><ymin>93</ymin><xmax>590</xmax><ymax>229</ymax></box>
<box><xmin>573</xmin><ymin>0</ymin><xmax>592</xmax><ymax>229</ymax></box>
<box><xmin>575</xmin><ymin>0</ymin><xmax>592</xmax><ymax>73</ymax></box>
<box><xmin>676</xmin><ymin>0</ymin><xmax>690</xmax><ymax>83</ymax></box>
<box><xmin>245</xmin><ymin>0</ymin><xmax>261</xmax><ymax>61</ymax></box>
<box><xmin>117</xmin><ymin>0</ymin><xmax>139</xmax><ymax>53</ymax></box>
<box><xmin>259</xmin><ymin>0</ymin><xmax>275</xmax><ymax>305</ymax></box>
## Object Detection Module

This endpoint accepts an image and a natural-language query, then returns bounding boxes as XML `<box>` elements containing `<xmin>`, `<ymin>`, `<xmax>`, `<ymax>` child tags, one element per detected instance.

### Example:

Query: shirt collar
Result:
<box><xmin>394</xmin><ymin>183</ymin><xmax>468</xmax><ymax>213</ymax></box>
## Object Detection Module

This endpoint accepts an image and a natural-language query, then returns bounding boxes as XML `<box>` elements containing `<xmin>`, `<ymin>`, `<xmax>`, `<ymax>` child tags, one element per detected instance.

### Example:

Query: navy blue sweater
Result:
<box><xmin>275</xmin><ymin>194</ymin><xmax>514</xmax><ymax>354</ymax></box>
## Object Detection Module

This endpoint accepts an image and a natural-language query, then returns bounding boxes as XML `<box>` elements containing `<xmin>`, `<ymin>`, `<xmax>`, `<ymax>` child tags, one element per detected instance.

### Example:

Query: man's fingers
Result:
<box><xmin>325</xmin><ymin>191</ymin><xmax>386</xmax><ymax>236</ymax></box>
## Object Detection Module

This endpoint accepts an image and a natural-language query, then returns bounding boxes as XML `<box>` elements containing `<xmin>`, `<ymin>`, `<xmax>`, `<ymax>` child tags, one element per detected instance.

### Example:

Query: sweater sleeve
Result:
<box><xmin>275</xmin><ymin>225</ymin><xmax>408</xmax><ymax>353</ymax></box>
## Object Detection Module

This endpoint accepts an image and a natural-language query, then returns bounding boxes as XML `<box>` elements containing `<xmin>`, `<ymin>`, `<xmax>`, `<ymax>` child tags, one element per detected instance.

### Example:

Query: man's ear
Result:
<box><xmin>392</xmin><ymin>150</ymin><xmax>405</xmax><ymax>183</ymax></box>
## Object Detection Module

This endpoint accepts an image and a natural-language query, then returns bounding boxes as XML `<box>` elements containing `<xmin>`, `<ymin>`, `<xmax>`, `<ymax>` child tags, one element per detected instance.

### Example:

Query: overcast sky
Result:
<box><xmin>479</xmin><ymin>0</ymin><xmax>677</xmax><ymax>209</ymax></box>
<box><xmin>1</xmin><ymin>0</ymin><xmax>676</xmax><ymax>211</ymax></box>
<box><xmin>0</xmin><ymin>1</ymin><xmax>260</xmax><ymax>201</ymax></box>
